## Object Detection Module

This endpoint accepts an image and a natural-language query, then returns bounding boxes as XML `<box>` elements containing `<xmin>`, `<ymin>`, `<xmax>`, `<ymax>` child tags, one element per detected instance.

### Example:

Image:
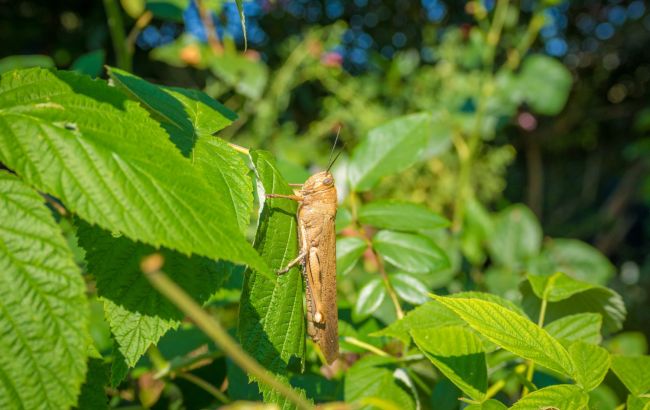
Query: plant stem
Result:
<box><xmin>196</xmin><ymin>0</ymin><xmax>222</xmax><ymax>54</ymax></box>
<box><xmin>126</xmin><ymin>11</ymin><xmax>153</xmax><ymax>55</ymax></box>
<box><xmin>344</xmin><ymin>337</ymin><xmax>389</xmax><ymax>357</ymax></box>
<box><xmin>452</xmin><ymin>2</ymin><xmax>508</xmax><ymax>233</ymax></box>
<box><xmin>102</xmin><ymin>0</ymin><xmax>131</xmax><ymax>71</ymax></box>
<box><xmin>141</xmin><ymin>255</ymin><xmax>313</xmax><ymax>410</ymax></box>
<box><xmin>177</xmin><ymin>372</ymin><xmax>230</xmax><ymax>404</ymax></box>
<box><xmin>522</xmin><ymin>295</ymin><xmax>549</xmax><ymax>396</ymax></box>
<box><xmin>374</xmin><ymin>250</ymin><xmax>404</xmax><ymax>320</ymax></box>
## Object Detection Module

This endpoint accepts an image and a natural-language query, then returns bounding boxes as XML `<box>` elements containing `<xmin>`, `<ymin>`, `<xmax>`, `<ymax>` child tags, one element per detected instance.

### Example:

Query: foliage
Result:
<box><xmin>1</xmin><ymin>0</ymin><xmax>649</xmax><ymax>409</ymax></box>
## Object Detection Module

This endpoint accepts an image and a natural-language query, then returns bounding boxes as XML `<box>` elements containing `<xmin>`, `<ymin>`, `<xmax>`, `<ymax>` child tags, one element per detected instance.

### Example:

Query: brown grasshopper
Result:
<box><xmin>266</xmin><ymin>149</ymin><xmax>341</xmax><ymax>364</ymax></box>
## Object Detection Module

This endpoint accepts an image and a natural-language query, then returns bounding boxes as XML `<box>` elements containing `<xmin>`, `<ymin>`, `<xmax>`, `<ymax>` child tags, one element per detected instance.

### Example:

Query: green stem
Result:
<box><xmin>142</xmin><ymin>257</ymin><xmax>313</xmax><ymax>410</ymax></box>
<box><xmin>484</xmin><ymin>0</ymin><xmax>510</xmax><ymax>68</ymax></box>
<box><xmin>344</xmin><ymin>337</ymin><xmax>389</xmax><ymax>357</ymax></box>
<box><xmin>176</xmin><ymin>372</ymin><xmax>230</xmax><ymax>404</ymax></box>
<box><xmin>102</xmin><ymin>0</ymin><xmax>131</xmax><ymax>71</ymax></box>
<box><xmin>452</xmin><ymin>1</ymin><xmax>508</xmax><ymax>233</ymax></box>
<box><xmin>374</xmin><ymin>250</ymin><xmax>404</xmax><ymax>320</ymax></box>
<box><xmin>522</xmin><ymin>294</ymin><xmax>549</xmax><ymax>396</ymax></box>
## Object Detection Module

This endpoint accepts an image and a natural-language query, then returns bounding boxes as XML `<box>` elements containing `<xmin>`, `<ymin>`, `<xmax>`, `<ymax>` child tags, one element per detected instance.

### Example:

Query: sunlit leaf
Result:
<box><xmin>358</xmin><ymin>200</ymin><xmax>449</xmax><ymax>232</ymax></box>
<box><xmin>509</xmin><ymin>384</ymin><xmax>588</xmax><ymax>410</ymax></box>
<box><xmin>373</xmin><ymin>230</ymin><xmax>449</xmax><ymax>274</ymax></box>
<box><xmin>569</xmin><ymin>341</ymin><xmax>609</xmax><ymax>391</ymax></box>
<box><xmin>412</xmin><ymin>326</ymin><xmax>487</xmax><ymax>401</ymax></box>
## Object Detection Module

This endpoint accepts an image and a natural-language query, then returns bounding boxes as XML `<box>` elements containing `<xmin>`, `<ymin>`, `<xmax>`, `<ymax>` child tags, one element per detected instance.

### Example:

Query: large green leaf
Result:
<box><xmin>77</xmin><ymin>221</ymin><xmax>230</xmax><ymax>367</ymax></box>
<box><xmin>509</xmin><ymin>384</ymin><xmax>588</xmax><ymax>410</ymax></box>
<box><xmin>348</xmin><ymin>113</ymin><xmax>435</xmax><ymax>191</ymax></box>
<box><xmin>412</xmin><ymin>326</ymin><xmax>487</xmax><ymax>401</ymax></box>
<box><xmin>372</xmin><ymin>300</ymin><xmax>463</xmax><ymax>344</ymax></box>
<box><xmin>432</xmin><ymin>295</ymin><xmax>575</xmax><ymax>377</ymax></box>
<box><xmin>531</xmin><ymin>239</ymin><xmax>615</xmax><ymax>285</ymax></box>
<box><xmin>336</xmin><ymin>236</ymin><xmax>367</xmax><ymax>275</ymax></box>
<box><xmin>106</xmin><ymin>67</ymin><xmax>252</xmax><ymax>233</ymax></box>
<box><xmin>358</xmin><ymin>200</ymin><xmax>449</xmax><ymax>232</ymax></box>
<box><xmin>569</xmin><ymin>341</ymin><xmax>609</xmax><ymax>391</ymax></box>
<box><xmin>545</xmin><ymin>313</ymin><xmax>603</xmax><ymax>345</ymax></box>
<box><xmin>238</xmin><ymin>151</ymin><xmax>307</xmax><ymax>409</ymax></box>
<box><xmin>519</xmin><ymin>54</ymin><xmax>573</xmax><ymax>116</ymax></box>
<box><xmin>390</xmin><ymin>273</ymin><xmax>430</xmax><ymax>305</ymax></box>
<box><xmin>373</xmin><ymin>292</ymin><xmax>524</xmax><ymax>344</ymax></box>
<box><xmin>354</xmin><ymin>278</ymin><xmax>387</xmax><ymax>318</ymax></box>
<box><xmin>527</xmin><ymin>272</ymin><xmax>594</xmax><ymax>302</ymax></box>
<box><xmin>0</xmin><ymin>67</ymin><xmax>270</xmax><ymax>277</ymax></box>
<box><xmin>488</xmin><ymin>204</ymin><xmax>542</xmax><ymax>270</ymax></box>
<box><xmin>372</xmin><ymin>230</ymin><xmax>449</xmax><ymax>274</ymax></box>
<box><xmin>611</xmin><ymin>355</ymin><xmax>650</xmax><ymax>396</ymax></box>
<box><xmin>345</xmin><ymin>356</ymin><xmax>415</xmax><ymax>410</ymax></box>
<box><xmin>520</xmin><ymin>280</ymin><xmax>626</xmax><ymax>334</ymax></box>
<box><xmin>0</xmin><ymin>172</ymin><xmax>89</xmax><ymax>410</ymax></box>
<box><xmin>75</xmin><ymin>358</ymin><xmax>109</xmax><ymax>410</ymax></box>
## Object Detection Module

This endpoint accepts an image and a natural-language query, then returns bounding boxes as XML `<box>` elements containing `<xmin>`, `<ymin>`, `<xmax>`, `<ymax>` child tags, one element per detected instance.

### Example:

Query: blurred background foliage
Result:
<box><xmin>2</xmin><ymin>0</ymin><xmax>650</xmax><ymax>407</ymax></box>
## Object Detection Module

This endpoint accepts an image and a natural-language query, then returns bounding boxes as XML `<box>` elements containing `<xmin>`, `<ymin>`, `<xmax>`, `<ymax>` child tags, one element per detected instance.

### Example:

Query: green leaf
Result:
<box><xmin>354</xmin><ymin>279</ymin><xmax>387</xmax><ymax>317</ymax></box>
<box><xmin>349</xmin><ymin>113</ymin><xmax>435</xmax><ymax>191</ymax></box>
<box><xmin>336</xmin><ymin>207</ymin><xmax>353</xmax><ymax>233</ymax></box>
<box><xmin>605</xmin><ymin>332</ymin><xmax>648</xmax><ymax>356</ymax></box>
<box><xmin>519</xmin><ymin>54</ymin><xmax>572</xmax><ymax>116</ymax></box>
<box><xmin>627</xmin><ymin>395</ymin><xmax>650</xmax><ymax>410</ymax></box>
<box><xmin>545</xmin><ymin>313</ymin><xmax>603</xmax><ymax>345</ymax></box>
<box><xmin>336</xmin><ymin>236</ymin><xmax>367</xmax><ymax>275</ymax></box>
<box><xmin>488</xmin><ymin>204</ymin><xmax>542</xmax><ymax>270</ymax></box>
<box><xmin>75</xmin><ymin>358</ymin><xmax>109</xmax><ymax>410</ymax></box>
<box><xmin>345</xmin><ymin>356</ymin><xmax>415</xmax><ymax>410</ymax></box>
<box><xmin>146</xmin><ymin>0</ymin><xmax>190</xmax><ymax>22</ymax></box>
<box><xmin>372</xmin><ymin>292</ymin><xmax>525</xmax><ymax>344</ymax></box>
<box><xmin>412</xmin><ymin>326</ymin><xmax>487</xmax><ymax>401</ymax></box>
<box><xmin>611</xmin><ymin>355</ymin><xmax>650</xmax><ymax>396</ymax></box>
<box><xmin>106</xmin><ymin>67</ymin><xmax>252</xmax><ymax>233</ymax></box>
<box><xmin>0</xmin><ymin>67</ymin><xmax>270</xmax><ymax>277</ymax></box>
<box><xmin>391</xmin><ymin>273</ymin><xmax>430</xmax><ymax>305</ymax></box>
<box><xmin>509</xmin><ymin>384</ymin><xmax>588</xmax><ymax>410</ymax></box>
<box><xmin>520</xmin><ymin>280</ymin><xmax>626</xmax><ymax>334</ymax></box>
<box><xmin>238</xmin><ymin>151</ymin><xmax>308</xmax><ymax>408</ymax></box>
<box><xmin>71</xmin><ymin>50</ymin><xmax>105</xmax><ymax>78</ymax></box>
<box><xmin>234</xmin><ymin>0</ymin><xmax>247</xmax><ymax>50</ymax></box>
<box><xmin>527</xmin><ymin>272</ymin><xmax>594</xmax><ymax>302</ymax></box>
<box><xmin>569</xmin><ymin>341</ymin><xmax>609</xmax><ymax>391</ymax></box>
<box><xmin>372</xmin><ymin>300</ymin><xmax>464</xmax><ymax>344</ymax></box>
<box><xmin>432</xmin><ymin>295</ymin><xmax>575</xmax><ymax>377</ymax></box>
<box><xmin>77</xmin><ymin>221</ymin><xmax>230</xmax><ymax>367</ymax></box>
<box><xmin>534</xmin><ymin>239</ymin><xmax>615</xmax><ymax>285</ymax></box>
<box><xmin>210</xmin><ymin>53</ymin><xmax>269</xmax><ymax>100</ymax></box>
<box><xmin>466</xmin><ymin>400</ymin><xmax>507</xmax><ymax>410</ymax></box>
<box><xmin>372</xmin><ymin>230</ymin><xmax>449</xmax><ymax>274</ymax></box>
<box><xmin>358</xmin><ymin>200</ymin><xmax>449</xmax><ymax>232</ymax></box>
<box><xmin>0</xmin><ymin>172</ymin><xmax>89</xmax><ymax>410</ymax></box>
<box><xmin>0</xmin><ymin>54</ymin><xmax>54</xmax><ymax>74</ymax></box>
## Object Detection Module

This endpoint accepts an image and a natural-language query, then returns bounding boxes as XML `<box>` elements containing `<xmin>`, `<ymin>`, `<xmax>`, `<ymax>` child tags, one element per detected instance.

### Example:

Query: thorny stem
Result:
<box><xmin>141</xmin><ymin>254</ymin><xmax>313</xmax><ymax>410</ymax></box>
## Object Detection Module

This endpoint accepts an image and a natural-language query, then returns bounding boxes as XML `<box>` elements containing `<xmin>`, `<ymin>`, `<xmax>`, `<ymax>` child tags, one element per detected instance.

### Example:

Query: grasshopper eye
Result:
<box><xmin>322</xmin><ymin>177</ymin><xmax>333</xmax><ymax>186</ymax></box>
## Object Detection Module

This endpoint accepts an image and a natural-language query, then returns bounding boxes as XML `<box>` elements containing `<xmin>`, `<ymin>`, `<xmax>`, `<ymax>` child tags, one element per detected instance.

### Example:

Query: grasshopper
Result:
<box><xmin>266</xmin><ymin>146</ymin><xmax>341</xmax><ymax>364</ymax></box>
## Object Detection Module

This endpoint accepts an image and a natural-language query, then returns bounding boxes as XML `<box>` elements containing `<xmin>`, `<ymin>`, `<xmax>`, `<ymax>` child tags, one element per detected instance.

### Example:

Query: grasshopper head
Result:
<box><xmin>302</xmin><ymin>171</ymin><xmax>335</xmax><ymax>193</ymax></box>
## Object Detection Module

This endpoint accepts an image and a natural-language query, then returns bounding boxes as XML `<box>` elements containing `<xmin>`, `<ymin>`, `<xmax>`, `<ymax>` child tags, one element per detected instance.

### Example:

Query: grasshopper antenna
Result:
<box><xmin>326</xmin><ymin>127</ymin><xmax>344</xmax><ymax>172</ymax></box>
